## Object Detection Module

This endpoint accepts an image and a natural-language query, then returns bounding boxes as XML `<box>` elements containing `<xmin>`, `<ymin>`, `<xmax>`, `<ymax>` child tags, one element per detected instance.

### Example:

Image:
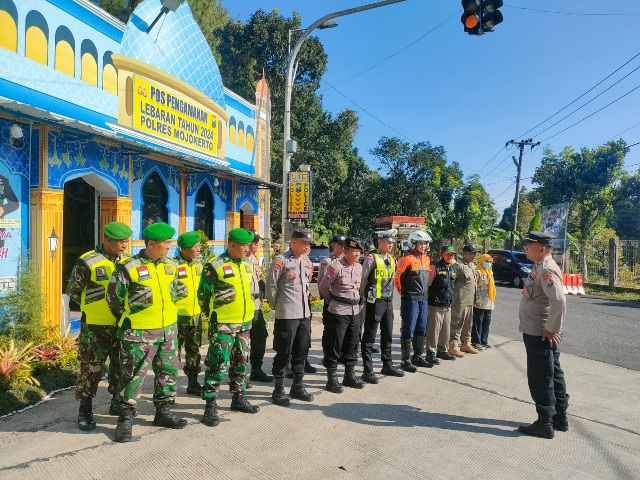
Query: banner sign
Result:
<box><xmin>287</xmin><ymin>171</ymin><xmax>312</xmax><ymax>220</ymax></box>
<box><xmin>133</xmin><ymin>75</ymin><xmax>219</xmax><ymax>157</ymax></box>
<box><xmin>541</xmin><ymin>202</ymin><xmax>571</xmax><ymax>252</ymax></box>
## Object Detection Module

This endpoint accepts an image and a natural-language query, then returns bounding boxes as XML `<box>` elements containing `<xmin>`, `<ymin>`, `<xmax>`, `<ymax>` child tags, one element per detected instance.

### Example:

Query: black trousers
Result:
<box><xmin>249</xmin><ymin>309</ymin><xmax>268</xmax><ymax>368</ymax></box>
<box><xmin>472</xmin><ymin>308</ymin><xmax>492</xmax><ymax>345</ymax></box>
<box><xmin>272</xmin><ymin>317</ymin><xmax>311</xmax><ymax>377</ymax></box>
<box><xmin>322</xmin><ymin>312</ymin><xmax>360</xmax><ymax>370</ymax></box>
<box><xmin>361</xmin><ymin>299</ymin><xmax>394</xmax><ymax>372</ymax></box>
<box><xmin>523</xmin><ymin>333</ymin><xmax>568</xmax><ymax>418</ymax></box>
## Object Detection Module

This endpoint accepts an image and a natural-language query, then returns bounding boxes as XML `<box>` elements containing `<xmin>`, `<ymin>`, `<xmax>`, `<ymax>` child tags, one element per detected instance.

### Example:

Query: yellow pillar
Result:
<box><xmin>99</xmin><ymin>196</ymin><xmax>132</xmax><ymax>243</ymax></box>
<box><xmin>30</xmin><ymin>189</ymin><xmax>64</xmax><ymax>328</ymax></box>
<box><xmin>179</xmin><ymin>171</ymin><xmax>187</xmax><ymax>234</ymax></box>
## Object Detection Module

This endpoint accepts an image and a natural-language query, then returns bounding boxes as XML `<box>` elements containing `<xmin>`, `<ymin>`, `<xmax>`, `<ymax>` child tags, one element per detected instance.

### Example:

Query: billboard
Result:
<box><xmin>541</xmin><ymin>202</ymin><xmax>571</xmax><ymax>253</ymax></box>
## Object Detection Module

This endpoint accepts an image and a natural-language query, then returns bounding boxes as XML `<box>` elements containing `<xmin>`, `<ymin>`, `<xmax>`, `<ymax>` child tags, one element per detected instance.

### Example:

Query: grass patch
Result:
<box><xmin>584</xmin><ymin>285</ymin><xmax>640</xmax><ymax>302</ymax></box>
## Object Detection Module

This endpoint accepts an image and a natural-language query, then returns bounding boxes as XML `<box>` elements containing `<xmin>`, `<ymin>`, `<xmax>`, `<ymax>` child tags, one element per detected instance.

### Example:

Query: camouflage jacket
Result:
<box><xmin>67</xmin><ymin>245</ymin><xmax>125</xmax><ymax>306</ymax></box>
<box><xmin>107</xmin><ymin>250</ymin><xmax>186</xmax><ymax>321</ymax></box>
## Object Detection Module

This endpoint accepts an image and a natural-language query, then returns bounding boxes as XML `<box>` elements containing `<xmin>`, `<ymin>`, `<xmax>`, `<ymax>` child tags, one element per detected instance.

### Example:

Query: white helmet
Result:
<box><xmin>408</xmin><ymin>230</ymin><xmax>432</xmax><ymax>244</ymax></box>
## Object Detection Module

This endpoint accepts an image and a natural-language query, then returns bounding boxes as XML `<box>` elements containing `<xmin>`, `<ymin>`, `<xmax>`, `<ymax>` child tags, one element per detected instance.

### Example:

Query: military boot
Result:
<box><xmin>361</xmin><ymin>371</ymin><xmax>379</xmax><ymax>384</ymax></box>
<box><xmin>231</xmin><ymin>392</ymin><xmax>260</xmax><ymax>413</ymax></box>
<box><xmin>153</xmin><ymin>404</ymin><xmax>187</xmax><ymax>429</ymax></box>
<box><xmin>426</xmin><ymin>351</ymin><xmax>441</xmax><ymax>365</ymax></box>
<box><xmin>77</xmin><ymin>397</ymin><xmax>96</xmax><ymax>431</ymax></box>
<box><xmin>412</xmin><ymin>336</ymin><xmax>433</xmax><ymax>368</ymax></box>
<box><xmin>271</xmin><ymin>377</ymin><xmax>290</xmax><ymax>407</ymax></box>
<box><xmin>325</xmin><ymin>369</ymin><xmax>344</xmax><ymax>394</ymax></box>
<box><xmin>400</xmin><ymin>339</ymin><xmax>417</xmax><ymax>373</ymax></box>
<box><xmin>109</xmin><ymin>398</ymin><xmax>139</xmax><ymax>417</ymax></box>
<box><xmin>448</xmin><ymin>341</ymin><xmax>465</xmax><ymax>358</ymax></box>
<box><xmin>343</xmin><ymin>367</ymin><xmax>365</xmax><ymax>389</ymax></box>
<box><xmin>553</xmin><ymin>396</ymin><xmax>570</xmax><ymax>432</ymax></box>
<box><xmin>186</xmin><ymin>373</ymin><xmax>202</xmax><ymax>395</ymax></box>
<box><xmin>290</xmin><ymin>373</ymin><xmax>314</xmax><ymax>402</ymax></box>
<box><xmin>380</xmin><ymin>363</ymin><xmax>405</xmax><ymax>377</ymax></box>
<box><xmin>250</xmin><ymin>367</ymin><xmax>274</xmax><ymax>382</ymax></box>
<box><xmin>460</xmin><ymin>342</ymin><xmax>479</xmax><ymax>354</ymax></box>
<box><xmin>285</xmin><ymin>362</ymin><xmax>294</xmax><ymax>379</ymax></box>
<box><xmin>114</xmin><ymin>405</ymin><xmax>133</xmax><ymax>443</ymax></box>
<box><xmin>304</xmin><ymin>359</ymin><xmax>318</xmax><ymax>374</ymax></box>
<box><xmin>202</xmin><ymin>398</ymin><xmax>220</xmax><ymax>427</ymax></box>
<box><xmin>518</xmin><ymin>414</ymin><xmax>554</xmax><ymax>439</ymax></box>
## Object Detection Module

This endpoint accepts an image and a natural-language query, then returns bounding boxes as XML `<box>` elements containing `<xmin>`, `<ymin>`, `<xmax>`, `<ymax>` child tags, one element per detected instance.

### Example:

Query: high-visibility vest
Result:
<box><xmin>118</xmin><ymin>257</ymin><xmax>178</xmax><ymax>329</ymax></box>
<box><xmin>368</xmin><ymin>253</ymin><xmax>396</xmax><ymax>299</ymax></box>
<box><xmin>209</xmin><ymin>257</ymin><xmax>254</xmax><ymax>324</ymax></box>
<box><xmin>174</xmin><ymin>258</ymin><xmax>202</xmax><ymax>317</ymax></box>
<box><xmin>80</xmin><ymin>251</ymin><xmax>120</xmax><ymax>326</ymax></box>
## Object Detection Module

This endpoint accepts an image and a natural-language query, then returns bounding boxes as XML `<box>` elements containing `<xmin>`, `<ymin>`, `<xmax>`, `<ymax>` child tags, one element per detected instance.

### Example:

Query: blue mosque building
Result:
<box><xmin>0</xmin><ymin>0</ymin><xmax>274</xmax><ymax>327</ymax></box>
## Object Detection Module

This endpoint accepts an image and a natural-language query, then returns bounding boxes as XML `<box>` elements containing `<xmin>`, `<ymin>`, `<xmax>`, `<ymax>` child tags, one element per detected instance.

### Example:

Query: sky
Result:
<box><xmin>221</xmin><ymin>0</ymin><xmax>640</xmax><ymax>216</ymax></box>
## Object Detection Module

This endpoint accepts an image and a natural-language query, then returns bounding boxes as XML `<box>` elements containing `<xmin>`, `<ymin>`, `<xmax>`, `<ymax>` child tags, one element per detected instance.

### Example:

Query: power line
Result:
<box><xmin>599</xmin><ymin>121</ymin><xmax>640</xmax><ymax>146</ymax></box>
<box><xmin>504</xmin><ymin>6</ymin><xmax>640</xmax><ymax>16</ymax></box>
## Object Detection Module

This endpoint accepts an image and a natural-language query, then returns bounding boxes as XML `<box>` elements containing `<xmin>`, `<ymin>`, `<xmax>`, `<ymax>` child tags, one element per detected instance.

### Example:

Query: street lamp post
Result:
<box><xmin>281</xmin><ymin>0</ymin><xmax>407</xmax><ymax>246</ymax></box>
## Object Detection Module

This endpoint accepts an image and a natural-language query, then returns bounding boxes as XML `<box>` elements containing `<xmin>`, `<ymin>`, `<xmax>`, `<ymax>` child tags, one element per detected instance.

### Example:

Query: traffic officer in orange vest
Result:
<box><xmin>174</xmin><ymin>231</ymin><xmax>204</xmax><ymax>395</ymax></box>
<box><xmin>67</xmin><ymin>221</ymin><xmax>131</xmax><ymax>431</ymax></box>
<box><xmin>198</xmin><ymin>228</ymin><xmax>260</xmax><ymax>427</ymax></box>
<box><xmin>360</xmin><ymin>229</ymin><xmax>405</xmax><ymax>383</ymax></box>
<box><xmin>394</xmin><ymin>230</ymin><xmax>433</xmax><ymax>372</ymax></box>
<box><xmin>107</xmin><ymin>222</ymin><xmax>188</xmax><ymax>443</ymax></box>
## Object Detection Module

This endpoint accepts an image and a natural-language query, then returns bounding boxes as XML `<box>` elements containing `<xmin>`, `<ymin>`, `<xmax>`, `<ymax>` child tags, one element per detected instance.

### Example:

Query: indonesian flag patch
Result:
<box><xmin>177</xmin><ymin>267</ymin><xmax>188</xmax><ymax>279</ymax></box>
<box><xmin>222</xmin><ymin>265</ymin><xmax>235</xmax><ymax>278</ymax></box>
<box><xmin>137</xmin><ymin>266</ymin><xmax>151</xmax><ymax>281</ymax></box>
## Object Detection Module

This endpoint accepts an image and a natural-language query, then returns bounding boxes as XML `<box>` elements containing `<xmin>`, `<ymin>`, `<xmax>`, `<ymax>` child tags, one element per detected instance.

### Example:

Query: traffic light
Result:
<box><xmin>461</xmin><ymin>0</ymin><xmax>504</xmax><ymax>35</ymax></box>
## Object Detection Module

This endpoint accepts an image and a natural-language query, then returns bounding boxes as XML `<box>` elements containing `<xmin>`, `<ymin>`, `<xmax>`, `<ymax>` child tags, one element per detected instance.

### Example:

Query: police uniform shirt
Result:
<box><xmin>318</xmin><ymin>258</ymin><xmax>363</xmax><ymax>316</ymax></box>
<box><xmin>317</xmin><ymin>253</ymin><xmax>341</xmax><ymax>290</ymax></box>
<box><xmin>519</xmin><ymin>254</ymin><xmax>566</xmax><ymax>336</ymax></box>
<box><xmin>452</xmin><ymin>261</ymin><xmax>477</xmax><ymax>306</ymax></box>
<box><xmin>267</xmin><ymin>250</ymin><xmax>313</xmax><ymax>319</ymax></box>
<box><xmin>249</xmin><ymin>253</ymin><xmax>262</xmax><ymax>310</ymax></box>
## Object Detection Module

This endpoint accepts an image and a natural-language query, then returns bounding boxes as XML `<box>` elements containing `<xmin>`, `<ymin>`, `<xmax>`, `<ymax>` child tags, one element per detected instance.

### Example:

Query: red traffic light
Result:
<box><xmin>462</xmin><ymin>12</ymin><xmax>479</xmax><ymax>29</ymax></box>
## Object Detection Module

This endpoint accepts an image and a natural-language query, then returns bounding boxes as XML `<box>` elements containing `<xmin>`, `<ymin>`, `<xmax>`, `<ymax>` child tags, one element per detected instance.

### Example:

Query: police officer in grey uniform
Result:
<box><xmin>518</xmin><ymin>232</ymin><xmax>569</xmax><ymax>439</ymax></box>
<box><xmin>360</xmin><ymin>229</ymin><xmax>404</xmax><ymax>383</ymax></box>
<box><xmin>449</xmin><ymin>244</ymin><xmax>480</xmax><ymax>357</ymax></box>
<box><xmin>267</xmin><ymin>229</ymin><xmax>315</xmax><ymax>406</ymax></box>
<box><xmin>318</xmin><ymin>237</ymin><xmax>365</xmax><ymax>393</ymax></box>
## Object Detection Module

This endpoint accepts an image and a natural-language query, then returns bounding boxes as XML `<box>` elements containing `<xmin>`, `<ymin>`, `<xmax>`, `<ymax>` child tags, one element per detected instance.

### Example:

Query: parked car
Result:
<box><xmin>487</xmin><ymin>249</ymin><xmax>534</xmax><ymax>288</ymax></box>
<box><xmin>308</xmin><ymin>244</ymin><xmax>331</xmax><ymax>282</ymax></box>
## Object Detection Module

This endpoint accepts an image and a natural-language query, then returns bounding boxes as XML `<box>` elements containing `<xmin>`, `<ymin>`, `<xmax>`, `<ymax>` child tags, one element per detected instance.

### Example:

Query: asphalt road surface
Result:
<box><xmin>309</xmin><ymin>283</ymin><xmax>640</xmax><ymax>371</ymax></box>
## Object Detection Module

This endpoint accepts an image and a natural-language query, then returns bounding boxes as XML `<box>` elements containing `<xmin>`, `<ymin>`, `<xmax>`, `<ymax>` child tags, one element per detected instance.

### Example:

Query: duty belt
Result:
<box><xmin>333</xmin><ymin>296</ymin><xmax>361</xmax><ymax>305</ymax></box>
<box><xmin>375</xmin><ymin>296</ymin><xmax>393</xmax><ymax>302</ymax></box>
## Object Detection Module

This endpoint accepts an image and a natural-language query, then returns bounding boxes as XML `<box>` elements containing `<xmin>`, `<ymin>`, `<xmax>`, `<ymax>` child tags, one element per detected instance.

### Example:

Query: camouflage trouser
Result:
<box><xmin>75</xmin><ymin>322</ymin><xmax>121</xmax><ymax>401</ymax></box>
<box><xmin>177</xmin><ymin>314</ymin><xmax>202</xmax><ymax>375</ymax></box>
<box><xmin>117</xmin><ymin>325</ymin><xmax>179</xmax><ymax>407</ymax></box>
<box><xmin>202</xmin><ymin>321</ymin><xmax>251</xmax><ymax>400</ymax></box>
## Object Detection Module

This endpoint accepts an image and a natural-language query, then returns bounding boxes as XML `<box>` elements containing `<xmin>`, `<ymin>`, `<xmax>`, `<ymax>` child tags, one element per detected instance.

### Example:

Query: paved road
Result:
<box><xmin>489</xmin><ymin>285</ymin><xmax>640</xmax><ymax>371</ymax></box>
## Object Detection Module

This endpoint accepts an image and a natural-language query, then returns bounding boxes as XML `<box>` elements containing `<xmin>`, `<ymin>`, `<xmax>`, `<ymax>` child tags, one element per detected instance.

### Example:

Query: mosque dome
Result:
<box><xmin>120</xmin><ymin>0</ymin><xmax>225</xmax><ymax>107</ymax></box>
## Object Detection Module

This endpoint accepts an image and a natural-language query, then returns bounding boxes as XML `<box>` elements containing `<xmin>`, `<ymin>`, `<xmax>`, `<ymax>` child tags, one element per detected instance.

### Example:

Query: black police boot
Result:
<box><xmin>109</xmin><ymin>398</ymin><xmax>139</xmax><ymax>417</ymax></box>
<box><xmin>426</xmin><ymin>351</ymin><xmax>441</xmax><ymax>365</ymax></box>
<box><xmin>518</xmin><ymin>414</ymin><xmax>554</xmax><ymax>439</ymax></box>
<box><xmin>343</xmin><ymin>367</ymin><xmax>365</xmax><ymax>389</ymax></box>
<box><xmin>78</xmin><ymin>397</ymin><xmax>96</xmax><ymax>431</ymax></box>
<box><xmin>325</xmin><ymin>369</ymin><xmax>344</xmax><ymax>394</ymax></box>
<box><xmin>231</xmin><ymin>392</ymin><xmax>260</xmax><ymax>413</ymax></box>
<box><xmin>553</xmin><ymin>396</ymin><xmax>569</xmax><ymax>432</ymax></box>
<box><xmin>153</xmin><ymin>404</ymin><xmax>187</xmax><ymax>429</ymax></box>
<box><xmin>436</xmin><ymin>350</ymin><xmax>456</xmax><ymax>361</ymax></box>
<box><xmin>304</xmin><ymin>359</ymin><xmax>318</xmax><ymax>374</ymax></box>
<box><xmin>186</xmin><ymin>373</ymin><xmax>202</xmax><ymax>395</ymax></box>
<box><xmin>411</xmin><ymin>354</ymin><xmax>433</xmax><ymax>368</ymax></box>
<box><xmin>380</xmin><ymin>363</ymin><xmax>405</xmax><ymax>377</ymax></box>
<box><xmin>400</xmin><ymin>340</ymin><xmax>417</xmax><ymax>373</ymax></box>
<box><xmin>361</xmin><ymin>371</ymin><xmax>379</xmax><ymax>384</ymax></box>
<box><xmin>202</xmin><ymin>398</ymin><xmax>220</xmax><ymax>427</ymax></box>
<box><xmin>114</xmin><ymin>405</ymin><xmax>133</xmax><ymax>443</ymax></box>
<box><xmin>290</xmin><ymin>373</ymin><xmax>314</xmax><ymax>402</ymax></box>
<box><xmin>412</xmin><ymin>336</ymin><xmax>433</xmax><ymax>368</ymax></box>
<box><xmin>285</xmin><ymin>363</ymin><xmax>294</xmax><ymax>379</ymax></box>
<box><xmin>271</xmin><ymin>377</ymin><xmax>291</xmax><ymax>407</ymax></box>
<box><xmin>250</xmin><ymin>367</ymin><xmax>274</xmax><ymax>382</ymax></box>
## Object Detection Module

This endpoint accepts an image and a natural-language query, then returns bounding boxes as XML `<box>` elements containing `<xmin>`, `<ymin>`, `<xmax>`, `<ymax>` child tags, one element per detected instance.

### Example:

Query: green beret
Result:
<box><xmin>143</xmin><ymin>222</ymin><xmax>176</xmax><ymax>241</ymax></box>
<box><xmin>228</xmin><ymin>228</ymin><xmax>254</xmax><ymax>245</ymax></box>
<box><xmin>177</xmin><ymin>231</ymin><xmax>201</xmax><ymax>249</ymax></box>
<box><xmin>103</xmin><ymin>222</ymin><xmax>132</xmax><ymax>241</ymax></box>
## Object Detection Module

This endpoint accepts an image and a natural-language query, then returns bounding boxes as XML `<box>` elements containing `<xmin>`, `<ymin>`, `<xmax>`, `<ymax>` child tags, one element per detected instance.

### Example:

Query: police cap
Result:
<box><xmin>292</xmin><ymin>229</ymin><xmax>313</xmax><ymax>242</ymax></box>
<box><xmin>228</xmin><ymin>228</ymin><xmax>254</xmax><ymax>245</ymax></box>
<box><xmin>330</xmin><ymin>234</ymin><xmax>346</xmax><ymax>244</ymax></box>
<box><xmin>103</xmin><ymin>222</ymin><xmax>132</xmax><ymax>241</ymax></box>
<box><xmin>247</xmin><ymin>229</ymin><xmax>261</xmax><ymax>243</ymax></box>
<box><xmin>462</xmin><ymin>244</ymin><xmax>478</xmax><ymax>253</ymax></box>
<box><xmin>344</xmin><ymin>237</ymin><xmax>363</xmax><ymax>251</ymax></box>
<box><xmin>523</xmin><ymin>231</ymin><xmax>555</xmax><ymax>247</ymax></box>
<box><xmin>143</xmin><ymin>222</ymin><xmax>176</xmax><ymax>241</ymax></box>
<box><xmin>177</xmin><ymin>231</ymin><xmax>201</xmax><ymax>249</ymax></box>
<box><xmin>376</xmin><ymin>228</ymin><xmax>397</xmax><ymax>241</ymax></box>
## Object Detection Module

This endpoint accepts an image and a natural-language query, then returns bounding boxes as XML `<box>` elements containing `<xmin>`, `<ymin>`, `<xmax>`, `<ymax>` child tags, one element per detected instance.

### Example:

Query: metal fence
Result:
<box><xmin>569</xmin><ymin>239</ymin><xmax>640</xmax><ymax>288</ymax></box>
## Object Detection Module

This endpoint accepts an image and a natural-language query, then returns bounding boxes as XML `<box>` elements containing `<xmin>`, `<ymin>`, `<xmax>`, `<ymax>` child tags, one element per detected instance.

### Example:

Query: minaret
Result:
<box><xmin>255</xmin><ymin>71</ymin><xmax>272</xmax><ymax>255</ymax></box>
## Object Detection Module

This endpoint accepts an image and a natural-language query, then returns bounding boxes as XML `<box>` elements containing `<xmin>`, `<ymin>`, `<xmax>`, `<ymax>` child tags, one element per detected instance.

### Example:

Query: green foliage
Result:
<box><xmin>529</xmin><ymin>213</ymin><xmax>542</xmax><ymax>231</ymax></box>
<box><xmin>0</xmin><ymin>339</ymin><xmax>39</xmax><ymax>391</ymax></box>
<box><xmin>197</xmin><ymin>230</ymin><xmax>217</xmax><ymax>264</ymax></box>
<box><xmin>609</xmin><ymin>171</ymin><xmax>640</xmax><ymax>239</ymax></box>
<box><xmin>0</xmin><ymin>261</ymin><xmax>45</xmax><ymax>341</ymax></box>
<box><xmin>0</xmin><ymin>383</ymin><xmax>45</xmax><ymax>416</ymax></box>
<box><xmin>37</xmin><ymin>324</ymin><xmax>79</xmax><ymax>369</ymax></box>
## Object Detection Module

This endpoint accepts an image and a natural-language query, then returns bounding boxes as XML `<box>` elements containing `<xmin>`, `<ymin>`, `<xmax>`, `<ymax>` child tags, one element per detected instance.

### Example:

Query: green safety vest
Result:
<box><xmin>369</xmin><ymin>253</ymin><xmax>396</xmax><ymax>299</ymax></box>
<box><xmin>210</xmin><ymin>257</ymin><xmax>255</xmax><ymax>324</ymax></box>
<box><xmin>80</xmin><ymin>251</ymin><xmax>119</xmax><ymax>326</ymax></box>
<box><xmin>175</xmin><ymin>259</ymin><xmax>202</xmax><ymax>317</ymax></box>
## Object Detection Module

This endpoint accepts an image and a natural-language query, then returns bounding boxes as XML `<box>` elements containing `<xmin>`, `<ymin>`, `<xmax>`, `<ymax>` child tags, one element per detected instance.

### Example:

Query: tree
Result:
<box><xmin>532</xmin><ymin>140</ymin><xmax>628</xmax><ymax>279</ymax></box>
<box><xmin>447</xmin><ymin>175</ymin><xmax>499</xmax><ymax>241</ymax></box>
<box><xmin>499</xmin><ymin>187</ymin><xmax>539</xmax><ymax>234</ymax></box>
<box><xmin>610</xmin><ymin>171</ymin><xmax>640</xmax><ymax>239</ymax></box>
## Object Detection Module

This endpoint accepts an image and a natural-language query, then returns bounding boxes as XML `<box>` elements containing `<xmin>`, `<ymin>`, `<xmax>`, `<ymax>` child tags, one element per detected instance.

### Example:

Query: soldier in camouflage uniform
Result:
<box><xmin>107</xmin><ymin>222</ymin><xmax>188</xmax><ymax>443</ymax></box>
<box><xmin>174</xmin><ymin>231</ymin><xmax>204</xmax><ymax>395</ymax></box>
<box><xmin>67</xmin><ymin>222</ymin><xmax>131</xmax><ymax>431</ymax></box>
<box><xmin>198</xmin><ymin>228</ymin><xmax>260</xmax><ymax>427</ymax></box>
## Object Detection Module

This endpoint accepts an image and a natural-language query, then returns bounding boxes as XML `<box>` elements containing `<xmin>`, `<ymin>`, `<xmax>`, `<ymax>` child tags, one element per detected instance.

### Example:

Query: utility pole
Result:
<box><xmin>506</xmin><ymin>138</ymin><xmax>540</xmax><ymax>250</ymax></box>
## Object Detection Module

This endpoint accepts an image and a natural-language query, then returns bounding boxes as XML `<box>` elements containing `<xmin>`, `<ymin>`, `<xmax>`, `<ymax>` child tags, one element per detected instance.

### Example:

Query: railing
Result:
<box><xmin>569</xmin><ymin>239</ymin><xmax>640</xmax><ymax>288</ymax></box>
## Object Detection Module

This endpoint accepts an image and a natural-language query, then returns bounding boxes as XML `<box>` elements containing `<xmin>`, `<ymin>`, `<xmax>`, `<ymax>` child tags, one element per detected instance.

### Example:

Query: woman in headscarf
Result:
<box><xmin>472</xmin><ymin>253</ymin><xmax>496</xmax><ymax>349</ymax></box>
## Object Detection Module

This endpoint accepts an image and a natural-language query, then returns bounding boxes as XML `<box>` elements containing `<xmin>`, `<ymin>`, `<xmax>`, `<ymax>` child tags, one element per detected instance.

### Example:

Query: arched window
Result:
<box><xmin>246</xmin><ymin>126</ymin><xmax>254</xmax><ymax>151</ymax></box>
<box><xmin>194</xmin><ymin>183</ymin><xmax>214</xmax><ymax>239</ymax></box>
<box><xmin>25</xmin><ymin>11</ymin><xmax>48</xmax><ymax>65</ymax></box>
<box><xmin>228</xmin><ymin>117</ymin><xmax>236</xmax><ymax>144</ymax></box>
<box><xmin>80</xmin><ymin>39</ymin><xmax>98</xmax><ymax>86</ymax></box>
<box><xmin>0</xmin><ymin>0</ymin><xmax>18</xmax><ymax>53</ymax></box>
<box><xmin>237</xmin><ymin>121</ymin><xmax>245</xmax><ymax>147</ymax></box>
<box><xmin>54</xmin><ymin>26</ymin><xmax>75</xmax><ymax>77</ymax></box>
<box><xmin>102</xmin><ymin>51</ymin><xmax>117</xmax><ymax>95</ymax></box>
<box><xmin>141</xmin><ymin>171</ymin><xmax>169</xmax><ymax>229</ymax></box>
